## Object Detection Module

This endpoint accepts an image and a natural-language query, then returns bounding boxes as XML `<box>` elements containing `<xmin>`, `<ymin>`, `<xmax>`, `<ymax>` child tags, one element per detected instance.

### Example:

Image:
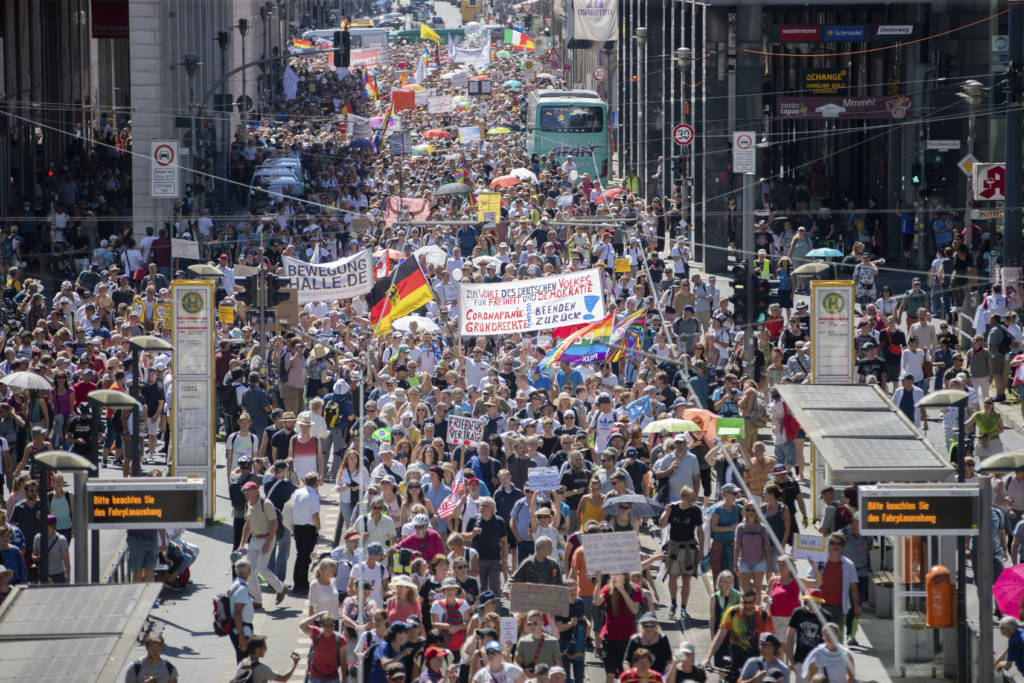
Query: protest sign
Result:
<box><xmin>509</xmin><ymin>583</ymin><xmax>571</xmax><ymax>617</ymax></box>
<box><xmin>281</xmin><ymin>250</ymin><xmax>373</xmax><ymax>304</ymax></box>
<box><xmin>499</xmin><ymin>617</ymin><xmax>518</xmax><ymax>644</ymax></box>
<box><xmin>389</xmin><ymin>133</ymin><xmax>413</xmax><ymax>156</ymax></box>
<box><xmin>614</xmin><ymin>258</ymin><xmax>631</xmax><ymax>273</ymax></box>
<box><xmin>348</xmin><ymin>114</ymin><xmax>373</xmax><ymax>140</ymax></box>
<box><xmin>171</xmin><ymin>238</ymin><xmax>200</xmax><ymax>260</ymax></box>
<box><xmin>582</xmin><ymin>531</ymin><xmax>642</xmax><ymax>575</ymax></box>
<box><xmin>415</xmin><ymin>88</ymin><xmax>435</xmax><ymax>106</ymax></box>
<box><xmin>794</xmin><ymin>533</ymin><xmax>827</xmax><ymax>563</ymax></box>
<box><xmin>350</xmin><ymin>47</ymin><xmax>380</xmax><ymax>68</ymax></box>
<box><xmin>477</xmin><ymin>191</ymin><xmax>500</xmax><ymax>224</ymax></box>
<box><xmin>458</xmin><ymin>269</ymin><xmax>607</xmax><ymax>336</ymax></box>
<box><xmin>428</xmin><ymin>95</ymin><xmax>454</xmax><ymax>114</ymax></box>
<box><xmin>459</xmin><ymin>125</ymin><xmax>481</xmax><ymax>145</ymax></box>
<box><xmin>451</xmin><ymin>72</ymin><xmax>470</xmax><ymax>89</ymax></box>
<box><xmin>527</xmin><ymin>467</ymin><xmax>560</xmax><ymax>492</ymax></box>
<box><xmin>447</xmin><ymin>415</ymin><xmax>484</xmax><ymax>445</ymax></box>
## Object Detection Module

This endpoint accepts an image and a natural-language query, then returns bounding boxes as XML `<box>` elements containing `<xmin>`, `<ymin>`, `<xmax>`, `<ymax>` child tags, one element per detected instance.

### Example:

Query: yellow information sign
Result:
<box><xmin>477</xmin><ymin>192</ymin><xmax>501</xmax><ymax>224</ymax></box>
<box><xmin>218</xmin><ymin>304</ymin><xmax>235</xmax><ymax>324</ymax></box>
<box><xmin>614</xmin><ymin>258</ymin><xmax>631</xmax><ymax>273</ymax></box>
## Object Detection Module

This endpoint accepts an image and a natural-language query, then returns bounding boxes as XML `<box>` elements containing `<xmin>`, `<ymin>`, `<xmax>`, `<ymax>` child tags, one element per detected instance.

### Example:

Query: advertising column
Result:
<box><xmin>171</xmin><ymin>280</ymin><xmax>216</xmax><ymax>519</ymax></box>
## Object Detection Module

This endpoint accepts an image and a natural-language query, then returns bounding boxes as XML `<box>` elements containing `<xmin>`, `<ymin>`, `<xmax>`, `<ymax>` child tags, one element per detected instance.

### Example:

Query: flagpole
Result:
<box><xmin>356</xmin><ymin>339</ymin><xmax>367</xmax><ymax>683</ymax></box>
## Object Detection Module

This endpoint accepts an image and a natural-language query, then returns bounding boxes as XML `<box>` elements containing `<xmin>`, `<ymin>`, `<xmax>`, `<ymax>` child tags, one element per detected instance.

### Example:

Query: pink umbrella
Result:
<box><xmin>489</xmin><ymin>175</ymin><xmax>520</xmax><ymax>189</ymax></box>
<box><xmin>994</xmin><ymin>563</ymin><xmax>1024</xmax><ymax>616</ymax></box>
<box><xmin>369</xmin><ymin>117</ymin><xmax>398</xmax><ymax>129</ymax></box>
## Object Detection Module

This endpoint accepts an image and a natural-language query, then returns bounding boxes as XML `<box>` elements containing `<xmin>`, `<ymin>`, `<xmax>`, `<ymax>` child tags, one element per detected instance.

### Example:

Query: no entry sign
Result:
<box><xmin>672</xmin><ymin>123</ymin><xmax>694</xmax><ymax>146</ymax></box>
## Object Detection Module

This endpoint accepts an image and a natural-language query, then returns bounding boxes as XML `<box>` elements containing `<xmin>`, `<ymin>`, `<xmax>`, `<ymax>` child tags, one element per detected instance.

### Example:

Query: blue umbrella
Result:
<box><xmin>502</xmin><ymin>79</ymin><xmax>523</xmax><ymax>88</ymax></box>
<box><xmin>805</xmin><ymin>247</ymin><xmax>844</xmax><ymax>258</ymax></box>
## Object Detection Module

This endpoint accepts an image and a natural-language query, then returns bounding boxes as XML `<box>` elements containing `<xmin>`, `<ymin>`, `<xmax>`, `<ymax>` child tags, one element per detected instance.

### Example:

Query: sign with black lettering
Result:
<box><xmin>802</xmin><ymin>68</ymin><xmax>849</xmax><ymax>94</ymax></box>
<box><xmin>87</xmin><ymin>479</ymin><xmax>206</xmax><ymax>529</ymax></box>
<box><xmin>858</xmin><ymin>485</ymin><xmax>978</xmax><ymax>536</ymax></box>
<box><xmin>281</xmin><ymin>250</ymin><xmax>373</xmax><ymax>304</ymax></box>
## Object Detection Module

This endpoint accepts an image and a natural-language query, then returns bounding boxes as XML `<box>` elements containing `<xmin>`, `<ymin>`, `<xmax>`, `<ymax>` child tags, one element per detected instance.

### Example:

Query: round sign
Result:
<box><xmin>592</xmin><ymin>66</ymin><xmax>606</xmax><ymax>82</ymax></box>
<box><xmin>154</xmin><ymin>144</ymin><xmax>175</xmax><ymax>167</ymax></box>
<box><xmin>672</xmin><ymin>123</ymin><xmax>694</xmax><ymax>147</ymax></box>
<box><xmin>735</xmin><ymin>132</ymin><xmax>754</xmax><ymax>150</ymax></box>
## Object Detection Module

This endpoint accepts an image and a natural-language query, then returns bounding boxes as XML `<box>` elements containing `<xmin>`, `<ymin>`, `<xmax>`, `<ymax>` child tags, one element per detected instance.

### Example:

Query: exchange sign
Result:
<box><xmin>858</xmin><ymin>485</ymin><xmax>979</xmax><ymax>536</ymax></box>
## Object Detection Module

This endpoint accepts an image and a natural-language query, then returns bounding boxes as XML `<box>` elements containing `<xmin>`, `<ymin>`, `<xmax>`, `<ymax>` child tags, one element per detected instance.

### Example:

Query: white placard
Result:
<box><xmin>458</xmin><ymin>126</ymin><xmax>481</xmax><ymax>145</ymax></box>
<box><xmin>793</xmin><ymin>533</ymin><xmax>827</xmax><ymax>563</ymax></box>
<box><xmin>527</xmin><ymin>466</ymin><xmax>560</xmax><ymax>492</ymax></box>
<box><xmin>151</xmin><ymin>140</ymin><xmax>180</xmax><ymax>198</ymax></box>
<box><xmin>171</xmin><ymin>238</ymin><xmax>200</xmax><ymax>260</ymax></box>
<box><xmin>732</xmin><ymin>131</ymin><xmax>756</xmax><ymax>174</ymax></box>
<box><xmin>499</xmin><ymin>617</ymin><xmax>518</xmax><ymax>644</ymax></box>
<box><xmin>428</xmin><ymin>95</ymin><xmax>454</xmax><ymax>114</ymax></box>
<box><xmin>415</xmin><ymin>88</ymin><xmax>436</xmax><ymax>106</ymax></box>
<box><xmin>389</xmin><ymin>133</ymin><xmax>413</xmax><ymax>156</ymax></box>
<box><xmin>451</xmin><ymin>72</ymin><xmax>469</xmax><ymax>89</ymax></box>
<box><xmin>447</xmin><ymin>415</ymin><xmax>484</xmax><ymax>445</ymax></box>
<box><xmin>582</xmin><ymin>531</ymin><xmax>642</xmax><ymax>574</ymax></box>
<box><xmin>348</xmin><ymin>114</ymin><xmax>373</xmax><ymax>140</ymax></box>
<box><xmin>458</xmin><ymin>269</ymin><xmax>606</xmax><ymax>336</ymax></box>
<box><xmin>810</xmin><ymin>281</ymin><xmax>854</xmax><ymax>384</ymax></box>
<box><xmin>281</xmin><ymin>250</ymin><xmax>374</xmax><ymax>304</ymax></box>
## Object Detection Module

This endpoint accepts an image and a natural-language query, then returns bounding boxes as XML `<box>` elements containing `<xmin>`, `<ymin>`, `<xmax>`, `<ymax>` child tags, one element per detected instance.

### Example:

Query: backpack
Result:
<box><xmin>230</xmin><ymin>661</ymin><xmax>255</xmax><ymax>683</ymax></box>
<box><xmin>748</xmin><ymin>396</ymin><xmax>770</xmax><ymax>429</ymax></box>
<box><xmin>833</xmin><ymin>502</ymin><xmax>854</xmax><ymax>531</ymax></box>
<box><xmin>347</xmin><ymin>634</ymin><xmax>376</xmax><ymax>682</ymax></box>
<box><xmin>213</xmin><ymin>582</ymin><xmax>243</xmax><ymax>636</ymax></box>
<box><xmin>323</xmin><ymin>395</ymin><xmax>342</xmax><ymax>429</ymax></box>
<box><xmin>307</xmin><ymin>630</ymin><xmax>343</xmax><ymax>680</ymax></box>
<box><xmin>132</xmin><ymin>657</ymin><xmax>173</xmax><ymax>679</ymax></box>
<box><xmin>996</xmin><ymin>326</ymin><xmax>1012</xmax><ymax>354</ymax></box>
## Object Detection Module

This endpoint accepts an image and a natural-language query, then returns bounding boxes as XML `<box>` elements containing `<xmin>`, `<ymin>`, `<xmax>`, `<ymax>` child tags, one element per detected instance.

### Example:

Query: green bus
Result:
<box><xmin>526</xmin><ymin>89</ymin><xmax>609</xmax><ymax>180</ymax></box>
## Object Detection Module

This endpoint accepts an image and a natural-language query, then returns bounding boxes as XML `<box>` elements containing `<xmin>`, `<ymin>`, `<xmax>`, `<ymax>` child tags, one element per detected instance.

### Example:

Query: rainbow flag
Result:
<box><xmin>292</xmin><ymin>38</ymin><xmax>313</xmax><ymax>49</ymax></box>
<box><xmin>538</xmin><ymin>312</ymin><xmax>614</xmax><ymax>370</ymax></box>
<box><xmin>610</xmin><ymin>307</ymin><xmax>647</xmax><ymax>362</ymax></box>
<box><xmin>363</xmin><ymin>72</ymin><xmax>378</xmax><ymax>100</ymax></box>
<box><xmin>455</xmin><ymin>152</ymin><xmax>470</xmax><ymax>185</ymax></box>
<box><xmin>372</xmin><ymin>105</ymin><xmax>393</xmax><ymax>156</ymax></box>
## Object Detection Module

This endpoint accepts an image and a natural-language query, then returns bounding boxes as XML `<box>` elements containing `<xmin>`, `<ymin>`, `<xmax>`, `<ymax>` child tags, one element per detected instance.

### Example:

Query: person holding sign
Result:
<box><xmin>659</xmin><ymin>486</ymin><xmax>703</xmax><ymax>621</ymax></box>
<box><xmin>593</xmin><ymin>573</ymin><xmax>643</xmax><ymax>683</ymax></box>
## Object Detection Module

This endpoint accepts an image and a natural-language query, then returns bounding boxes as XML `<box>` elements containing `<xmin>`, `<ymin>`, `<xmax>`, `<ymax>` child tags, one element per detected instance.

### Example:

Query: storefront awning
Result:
<box><xmin>776</xmin><ymin>383</ymin><xmax>955</xmax><ymax>484</ymax></box>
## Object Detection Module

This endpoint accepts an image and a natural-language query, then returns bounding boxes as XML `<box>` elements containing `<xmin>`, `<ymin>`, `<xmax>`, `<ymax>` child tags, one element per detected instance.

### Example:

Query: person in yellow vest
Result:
<box><xmin>755</xmin><ymin>249</ymin><xmax>772</xmax><ymax>279</ymax></box>
<box><xmin>623</xmin><ymin>168</ymin><xmax>640</xmax><ymax>197</ymax></box>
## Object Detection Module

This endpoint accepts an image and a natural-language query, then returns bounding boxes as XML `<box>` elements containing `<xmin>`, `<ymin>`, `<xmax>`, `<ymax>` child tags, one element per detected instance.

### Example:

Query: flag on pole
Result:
<box><xmin>363</xmin><ymin>72</ymin><xmax>378</xmax><ymax>100</ymax></box>
<box><xmin>366</xmin><ymin>257</ymin><xmax>434</xmax><ymax>336</ymax></box>
<box><xmin>399</xmin><ymin>69</ymin><xmax>407</xmax><ymax>88</ymax></box>
<box><xmin>610</xmin><ymin>307</ymin><xmax>647</xmax><ymax>361</ymax></box>
<box><xmin>503</xmin><ymin>28</ymin><xmax>535</xmax><ymax>51</ymax></box>
<box><xmin>438</xmin><ymin>470</ymin><xmax>464</xmax><ymax>519</ymax></box>
<box><xmin>625</xmin><ymin>395</ymin><xmax>652</xmax><ymax>420</ymax></box>
<box><xmin>537</xmin><ymin>312</ymin><xmax>614</xmax><ymax>371</ymax></box>
<box><xmin>413</xmin><ymin>51</ymin><xmax>427</xmax><ymax>85</ymax></box>
<box><xmin>372</xmin><ymin>105</ymin><xmax>393</xmax><ymax>156</ymax></box>
<box><xmin>420</xmin><ymin>22</ymin><xmax>441</xmax><ymax>44</ymax></box>
<box><xmin>340</xmin><ymin>101</ymin><xmax>353</xmax><ymax>115</ymax></box>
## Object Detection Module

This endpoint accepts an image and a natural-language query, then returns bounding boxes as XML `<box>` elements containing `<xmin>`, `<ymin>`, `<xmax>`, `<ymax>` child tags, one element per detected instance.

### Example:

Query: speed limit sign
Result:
<box><xmin>592</xmin><ymin>66</ymin><xmax>606</xmax><ymax>82</ymax></box>
<box><xmin>672</xmin><ymin>123</ymin><xmax>694</xmax><ymax>146</ymax></box>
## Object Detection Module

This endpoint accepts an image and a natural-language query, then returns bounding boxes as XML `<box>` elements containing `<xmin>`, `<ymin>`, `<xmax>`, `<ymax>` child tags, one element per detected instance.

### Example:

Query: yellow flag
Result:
<box><xmin>420</xmin><ymin>22</ymin><xmax>441</xmax><ymax>44</ymax></box>
<box><xmin>400</xmin><ymin>69</ymin><xmax>407</xmax><ymax>87</ymax></box>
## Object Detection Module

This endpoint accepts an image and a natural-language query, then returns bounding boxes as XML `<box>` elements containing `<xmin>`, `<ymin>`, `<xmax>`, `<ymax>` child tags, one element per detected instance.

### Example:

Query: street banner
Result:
<box><xmin>810</xmin><ymin>280</ymin><xmax>854</xmax><ymax>384</ymax></box>
<box><xmin>569</xmin><ymin>0</ymin><xmax>617</xmax><ymax>43</ymax></box>
<box><xmin>451</xmin><ymin>43</ymin><xmax>489</xmax><ymax>65</ymax></box>
<box><xmin>428</xmin><ymin>95</ymin><xmax>454</xmax><ymax>114</ymax></box>
<box><xmin>281</xmin><ymin>250</ymin><xmax>374</xmax><ymax>304</ymax></box>
<box><xmin>384</xmin><ymin>197</ymin><xmax>431</xmax><ymax>226</ymax></box>
<box><xmin>415</xmin><ymin>88</ymin><xmax>435</xmax><ymax>106</ymax></box>
<box><xmin>776</xmin><ymin>95</ymin><xmax>912</xmax><ymax>120</ymax></box>
<box><xmin>527</xmin><ymin>466</ymin><xmax>560</xmax><ymax>492</ymax></box>
<box><xmin>451</xmin><ymin>72</ymin><xmax>470</xmax><ymax>89</ymax></box>
<box><xmin>348</xmin><ymin>114</ymin><xmax>373</xmax><ymax>140</ymax></box>
<box><xmin>458</xmin><ymin>269</ymin><xmax>606</xmax><ymax>335</ymax></box>
<box><xmin>582</xmin><ymin>530</ymin><xmax>642</xmax><ymax>574</ymax></box>
<box><xmin>447</xmin><ymin>415</ymin><xmax>484</xmax><ymax>445</ymax></box>
<box><xmin>510</xmin><ymin>583</ymin><xmax>571</xmax><ymax>617</ymax></box>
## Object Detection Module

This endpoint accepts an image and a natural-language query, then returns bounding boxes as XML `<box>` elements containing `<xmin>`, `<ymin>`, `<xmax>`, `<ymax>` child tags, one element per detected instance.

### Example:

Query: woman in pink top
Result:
<box><xmin>290</xmin><ymin>414</ymin><xmax>323</xmax><ymax>482</ymax></box>
<box><xmin>767</xmin><ymin>557</ymin><xmax>821</xmax><ymax>636</ymax></box>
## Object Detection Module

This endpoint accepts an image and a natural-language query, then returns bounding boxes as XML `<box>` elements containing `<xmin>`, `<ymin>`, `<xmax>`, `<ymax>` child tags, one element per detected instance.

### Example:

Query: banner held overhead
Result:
<box><xmin>281</xmin><ymin>250</ymin><xmax>374</xmax><ymax>304</ymax></box>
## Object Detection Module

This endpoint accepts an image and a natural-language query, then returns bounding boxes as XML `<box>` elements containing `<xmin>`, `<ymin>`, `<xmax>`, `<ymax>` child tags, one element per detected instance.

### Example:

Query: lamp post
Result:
<box><xmin>258</xmin><ymin>3</ymin><xmax>275</xmax><ymax>122</ymax></box>
<box><xmin>216</xmin><ymin>30</ymin><xmax>232</xmax><ymax>209</ymax></box>
<box><xmin>635</xmin><ymin>27</ymin><xmax>647</xmax><ymax>195</ymax></box>
<box><xmin>918</xmin><ymin>388</ymin><xmax>968</xmax><ymax>683</ymax></box>
<box><xmin>127</xmin><ymin>336</ymin><xmax>175</xmax><ymax>477</ymax></box>
<box><xmin>958</xmin><ymin>80</ymin><xmax>983</xmax><ymax>252</ymax></box>
<box><xmin>87</xmin><ymin>389</ymin><xmax>141</xmax><ymax>582</ymax></box>
<box><xmin>181</xmin><ymin>53</ymin><xmax>203</xmax><ymax>195</ymax></box>
<box><xmin>238</xmin><ymin>18</ymin><xmax>250</xmax><ymax>117</ymax></box>
<box><xmin>676</xmin><ymin>46</ymin><xmax>692</xmax><ymax>248</ymax></box>
<box><xmin>34</xmin><ymin>451</ymin><xmax>95</xmax><ymax>584</ymax></box>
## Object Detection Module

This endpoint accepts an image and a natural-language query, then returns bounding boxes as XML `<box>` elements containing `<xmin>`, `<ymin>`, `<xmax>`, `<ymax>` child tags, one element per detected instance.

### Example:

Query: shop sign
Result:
<box><xmin>802</xmin><ymin>69</ymin><xmax>849</xmax><ymax>93</ymax></box>
<box><xmin>776</xmin><ymin>95</ymin><xmax>912</xmax><ymax>120</ymax></box>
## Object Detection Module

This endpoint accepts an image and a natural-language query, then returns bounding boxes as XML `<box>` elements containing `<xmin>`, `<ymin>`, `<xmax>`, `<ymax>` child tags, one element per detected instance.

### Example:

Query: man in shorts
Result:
<box><xmin>659</xmin><ymin>485</ymin><xmax>703</xmax><ymax>620</ymax></box>
<box><xmin>127</xmin><ymin>528</ymin><xmax>164</xmax><ymax>583</ymax></box>
<box><xmin>140</xmin><ymin>368</ymin><xmax>166</xmax><ymax>461</ymax></box>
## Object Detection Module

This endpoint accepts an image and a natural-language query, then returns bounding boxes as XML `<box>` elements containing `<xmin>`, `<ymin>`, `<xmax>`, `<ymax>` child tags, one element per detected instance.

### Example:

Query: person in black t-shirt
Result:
<box><xmin>67</xmin><ymin>402</ymin><xmax>93</xmax><ymax>457</ymax></box>
<box><xmin>879</xmin><ymin>317</ymin><xmax>907</xmax><ymax>392</ymax></box>
<box><xmin>785</xmin><ymin>591</ymin><xmax>835</xmax><ymax>670</ymax></box>
<box><xmin>659</xmin><ymin>486</ymin><xmax>704</xmax><ymax>619</ymax></box>
<box><xmin>855</xmin><ymin>342</ymin><xmax>887</xmax><ymax>386</ymax></box>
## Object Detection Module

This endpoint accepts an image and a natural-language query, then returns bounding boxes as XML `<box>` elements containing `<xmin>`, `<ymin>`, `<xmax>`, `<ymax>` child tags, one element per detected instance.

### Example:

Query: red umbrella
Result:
<box><xmin>595</xmin><ymin>187</ymin><xmax>623</xmax><ymax>205</ymax></box>
<box><xmin>422</xmin><ymin>129</ymin><xmax>451</xmax><ymax>139</ymax></box>
<box><xmin>489</xmin><ymin>175</ymin><xmax>521</xmax><ymax>189</ymax></box>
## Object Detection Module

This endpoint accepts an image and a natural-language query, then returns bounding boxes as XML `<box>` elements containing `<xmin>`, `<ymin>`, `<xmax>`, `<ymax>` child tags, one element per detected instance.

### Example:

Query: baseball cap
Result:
<box><xmin>484</xmin><ymin>641</ymin><xmax>503</xmax><ymax>653</ymax></box>
<box><xmin>721</xmin><ymin>483</ymin><xmax>740</xmax><ymax>494</ymax></box>
<box><xmin>548</xmin><ymin>667</ymin><xmax>566</xmax><ymax>677</ymax></box>
<box><xmin>413</xmin><ymin>513</ymin><xmax>430</xmax><ymax>526</ymax></box>
<box><xmin>759</xmin><ymin>632</ymin><xmax>781</xmax><ymax>647</ymax></box>
<box><xmin>676</xmin><ymin>642</ymin><xmax>695</xmax><ymax>656</ymax></box>
<box><xmin>389</xmin><ymin>621</ymin><xmax>409</xmax><ymax>634</ymax></box>
<box><xmin>772</xmin><ymin>463</ymin><xmax>787</xmax><ymax>474</ymax></box>
<box><xmin>820</xmin><ymin>486</ymin><xmax>835</xmax><ymax>497</ymax></box>
<box><xmin>424</xmin><ymin>646</ymin><xmax>448</xmax><ymax>660</ymax></box>
<box><xmin>241</xmin><ymin>481</ymin><xmax>259</xmax><ymax>491</ymax></box>
<box><xmin>638</xmin><ymin>612</ymin><xmax>658</xmax><ymax>624</ymax></box>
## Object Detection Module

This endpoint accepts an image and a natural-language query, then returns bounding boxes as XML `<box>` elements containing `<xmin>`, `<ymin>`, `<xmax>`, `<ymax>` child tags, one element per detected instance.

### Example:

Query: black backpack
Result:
<box><xmin>230</xmin><ymin>661</ymin><xmax>254</xmax><ymax>683</ymax></box>
<box><xmin>996</xmin><ymin>325</ymin><xmax>1012</xmax><ymax>354</ymax></box>
<box><xmin>132</xmin><ymin>657</ymin><xmax>173</xmax><ymax>679</ymax></box>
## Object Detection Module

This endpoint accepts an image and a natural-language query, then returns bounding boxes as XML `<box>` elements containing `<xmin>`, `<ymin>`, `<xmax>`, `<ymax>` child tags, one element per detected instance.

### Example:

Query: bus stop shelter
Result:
<box><xmin>776</xmin><ymin>383</ymin><xmax>955</xmax><ymax>485</ymax></box>
<box><xmin>0</xmin><ymin>583</ymin><xmax>161</xmax><ymax>682</ymax></box>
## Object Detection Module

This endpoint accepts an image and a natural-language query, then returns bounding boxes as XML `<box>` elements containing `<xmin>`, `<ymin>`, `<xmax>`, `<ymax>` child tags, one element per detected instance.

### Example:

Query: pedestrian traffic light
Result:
<box><xmin>234</xmin><ymin>275</ymin><xmax>258</xmax><ymax>306</ymax></box>
<box><xmin>267</xmin><ymin>273</ymin><xmax>291</xmax><ymax>306</ymax></box>
<box><xmin>333</xmin><ymin>30</ymin><xmax>343</xmax><ymax>65</ymax></box>
<box><xmin>753</xmin><ymin>276</ymin><xmax>777</xmax><ymax>324</ymax></box>
<box><xmin>912</xmin><ymin>162</ymin><xmax>922</xmax><ymax>185</ymax></box>
<box><xmin>730</xmin><ymin>262</ymin><xmax>749</xmax><ymax>327</ymax></box>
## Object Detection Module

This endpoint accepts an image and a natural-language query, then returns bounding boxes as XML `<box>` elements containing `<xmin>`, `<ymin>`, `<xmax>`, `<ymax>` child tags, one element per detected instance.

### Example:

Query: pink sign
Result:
<box><xmin>350</xmin><ymin>48</ymin><xmax>379</xmax><ymax>68</ymax></box>
<box><xmin>776</xmin><ymin>95</ymin><xmax>913</xmax><ymax>120</ymax></box>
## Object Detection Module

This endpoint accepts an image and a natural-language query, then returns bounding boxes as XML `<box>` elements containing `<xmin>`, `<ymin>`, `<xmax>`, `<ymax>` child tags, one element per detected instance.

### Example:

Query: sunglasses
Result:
<box><xmin>619</xmin><ymin>505</ymin><xmax>632</xmax><ymax>510</ymax></box>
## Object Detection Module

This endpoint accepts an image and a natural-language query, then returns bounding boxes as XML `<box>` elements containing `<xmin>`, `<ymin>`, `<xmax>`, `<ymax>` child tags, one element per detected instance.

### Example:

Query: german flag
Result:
<box><xmin>366</xmin><ymin>258</ymin><xmax>433</xmax><ymax>336</ymax></box>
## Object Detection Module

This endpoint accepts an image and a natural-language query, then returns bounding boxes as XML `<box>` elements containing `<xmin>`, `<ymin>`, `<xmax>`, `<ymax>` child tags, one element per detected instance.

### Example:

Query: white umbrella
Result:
<box><xmin>510</xmin><ymin>168</ymin><xmax>538</xmax><ymax>184</ymax></box>
<box><xmin>472</xmin><ymin>255</ymin><xmax>502</xmax><ymax>269</ymax></box>
<box><xmin>413</xmin><ymin>245</ymin><xmax>449</xmax><ymax>268</ymax></box>
<box><xmin>536</xmin><ymin>73</ymin><xmax>556</xmax><ymax>81</ymax></box>
<box><xmin>393</xmin><ymin>315</ymin><xmax>440</xmax><ymax>334</ymax></box>
<box><xmin>0</xmin><ymin>371</ymin><xmax>52</xmax><ymax>391</ymax></box>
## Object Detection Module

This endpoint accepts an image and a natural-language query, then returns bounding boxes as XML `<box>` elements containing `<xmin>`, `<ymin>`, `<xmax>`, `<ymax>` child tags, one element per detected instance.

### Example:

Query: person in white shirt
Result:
<box><xmin>802</xmin><ymin>622</ymin><xmax>855</xmax><ymax>682</ymax></box>
<box><xmin>290</xmin><ymin>472</ymin><xmax>322</xmax><ymax>594</ymax></box>
<box><xmin>349</xmin><ymin>541</ymin><xmax>389</xmax><ymax>606</ymax></box>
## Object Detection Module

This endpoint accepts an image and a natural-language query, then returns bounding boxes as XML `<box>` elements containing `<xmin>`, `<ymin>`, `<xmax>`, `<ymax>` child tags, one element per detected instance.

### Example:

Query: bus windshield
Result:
<box><xmin>538</xmin><ymin>106</ymin><xmax>604</xmax><ymax>133</ymax></box>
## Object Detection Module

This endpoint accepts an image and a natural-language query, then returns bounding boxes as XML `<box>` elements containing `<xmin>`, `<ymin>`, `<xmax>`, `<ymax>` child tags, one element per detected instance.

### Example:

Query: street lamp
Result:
<box><xmin>216</xmin><ymin>30</ymin><xmax>232</xmax><ymax>208</ymax></box>
<box><xmin>181</xmin><ymin>53</ymin><xmax>203</xmax><ymax>195</ymax></box>
<box><xmin>918</xmin><ymin>388</ymin><xmax>969</xmax><ymax>683</ymax></box>
<box><xmin>127</xmin><ymin>336</ymin><xmax>175</xmax><ymax>477</ymax></box>
<box><xmin>237</xmin><ymin>18</ymin><xmax>251</xmax><ymax>114</ymax></box>
<box><xmin>635</xmin><ymin>28</ymin><xmax>648</xmax><ymax>196</ymax></box>
<box><xmin>259</xmin><ymin>2</ymin><xmax>275</xmax><ymax>121</ymax></box>
<box><xmin>34</xmin><ymin>451</ymin><xmax>95</xmax><ymax>584</ymax></box>
<box><xmin>675</xmin><ymin>46</ymin><xmax>691</xmax><ymax>69</ymax></box>
<box><xmin>958</xmin><ymin>79</ymin><xmax>984</xmax><ymax>250</ymax></box>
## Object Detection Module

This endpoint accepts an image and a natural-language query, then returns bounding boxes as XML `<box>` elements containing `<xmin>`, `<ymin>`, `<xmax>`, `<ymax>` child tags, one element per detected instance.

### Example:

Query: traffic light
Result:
<box><xmin>911</xmin><ymin>162</ymin><xmax>922</xmax><ymax>185</ymax></box>
<box><xmin>235</xmin><ymin>275</ymin><xmax>258</xmax><ymax>306</ymax></box>
<box><xmin>333</xmin><ymin>30</ymin><xmax>343</xmax><ymax>65</ymax></box>
<box><xmin>267</xmin><ymin>273</ymin><xmax>291</xmax><ymax>306</ymax></box>
<box><xmin>730</xmin><ymin>261</ymin><xmax>749</xmax><ymax>328</ymax></box>
<box><xmin>753</xmin><ymin>276</ymin><xmax>778</xmax><ymax>324</ymax></box>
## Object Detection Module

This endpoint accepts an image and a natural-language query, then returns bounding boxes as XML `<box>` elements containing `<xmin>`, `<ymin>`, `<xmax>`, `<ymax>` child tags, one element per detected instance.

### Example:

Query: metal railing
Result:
<box><xmin>102</xmin><ymin>533</ymin><xmax>130</xmax><ymax>584</ymax></box>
